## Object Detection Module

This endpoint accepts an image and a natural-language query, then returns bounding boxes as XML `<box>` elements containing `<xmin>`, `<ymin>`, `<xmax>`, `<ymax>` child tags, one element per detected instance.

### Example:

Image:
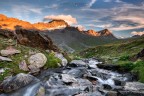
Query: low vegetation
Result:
<box><xmin>0</xmin><ymin>36</ymin><xmax>61</xmax><ymax>81</ymax></box>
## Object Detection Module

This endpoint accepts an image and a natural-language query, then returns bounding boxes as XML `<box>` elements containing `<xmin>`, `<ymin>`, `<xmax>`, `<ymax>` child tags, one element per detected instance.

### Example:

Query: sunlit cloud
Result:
<box><xmin>110</xmin><ymin>16</ymin><xmax>144</xmax><ymax>31</ymax></box>
<box><xmin>43</xmin><ymin>15</ymin><xmax>77</xmax><ymax>25</ymax></box>
<box><xmin>131</xmin><ymin>31</ymin><xmax>144</xmax><ymax>36</ymax></box>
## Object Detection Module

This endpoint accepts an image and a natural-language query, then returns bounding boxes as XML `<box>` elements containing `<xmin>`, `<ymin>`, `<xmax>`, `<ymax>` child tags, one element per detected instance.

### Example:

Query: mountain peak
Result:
<box><xmin>0</xmin><ymin>14</ymin><xmax>8</xmax><ymax>21</ymax></box>
<box><xmin>33</xmin><ymin>19</ymin><xmax>68</xmax><ymax>30</ymax></box>
<box><xmin>98</xmin><ymin>29</ymin><xmax>113</xmax><ymax>36</ymax></box>
<box><xmin>86</xmin><ymin>30</ymin><xmax>100</xmax><ymax>36</ymax></box>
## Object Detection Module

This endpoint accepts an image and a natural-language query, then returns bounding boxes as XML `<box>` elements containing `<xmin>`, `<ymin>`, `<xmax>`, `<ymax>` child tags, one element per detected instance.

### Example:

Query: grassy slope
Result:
<box><xmin>80</xmin><ymin>37</ymin><xmax>144</xmax><ymax>60</ymax></box>
<box><xmin>0</xmin><ymin>36</ymin><xmax>61</xmax><ymax>82</ymax></box>
<box><xmin>78</xmin><ymin>36</ymin><xmax>144</xmax><ymax>82</ymax></box>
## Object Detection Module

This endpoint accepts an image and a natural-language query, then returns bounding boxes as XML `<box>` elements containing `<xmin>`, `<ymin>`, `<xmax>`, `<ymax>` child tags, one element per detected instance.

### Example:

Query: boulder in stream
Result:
<box><xmin>0</xmin><ymin>73</ymin><xmax>35</xmax><ymax>92</ymax></box>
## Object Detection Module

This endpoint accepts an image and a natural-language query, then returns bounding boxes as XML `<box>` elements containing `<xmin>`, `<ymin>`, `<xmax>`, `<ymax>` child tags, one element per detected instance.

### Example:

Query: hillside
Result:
<box><xmin>44</xmin><ymin>27</ymin><xmax>117</xmax><ymax>52</ymax></box>
<box><xmin>79</xmin><ymin>36</ymin><xmax>144</xmax><ymax>60</ymax></box>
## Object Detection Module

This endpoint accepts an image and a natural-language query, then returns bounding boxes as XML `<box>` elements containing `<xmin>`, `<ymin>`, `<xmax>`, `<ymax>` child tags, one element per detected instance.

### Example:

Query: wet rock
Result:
<box><xmin>70</xmin><ymin>60</ymin><xmax>87</xmax><ymax>67</ymax></box>
<box><xmin>0</xmin><ymin>56</ymin><xmax>12</xmax><ymax>61</ymax></box>
<box><xmin>72</xmin><ymin>78</ymin><xmax>93</xmax><ymax>92</ymax></box>
<box><xmin>45</xmin><ymin>73</ymin><xmax>64</xmax><ymax>88</ymax></box>
<box><xmin>66</xmin><ymin>68</ymin><xmax>90</xmax><ymax>78</ymax></box>
<box><xmin>97</xmin><ymin>64</ymin><xmax>121</xmax><ymax>72</ymax></box>
<box><xmin>85</xmin><ymin>76</ymin><xmax>98</xmax><ymax>85</ymax></box>
<box><xmin>113</xmin><ymin>79</ymin><xmax>125</xmax><ymax>86</ymax></box>
<box><xmin>103</xmin><ymin>84</ymin><xmax>112</xmax><ymax>90</ymax></box>
<box><xmin>28</xmin><ymin>53</ymin><xmax>47</xmax><ymax>72</ymax></box>
<box><xmin>36</xmin><ymin>86</ymin><xmax>45</xmax><ymax>96</ymax></box>
<box><xmin>54</xmin><ymin>52</ymin><xmax>68</xmax><ymax>66</ymax></box>
<box><xmin>19</xmin><ymin>60</ymin><xmax>29</xmax><ymax>71</ymax></box>
<box><xmin>0</xmin><ymin>46</ymin><xmax>21</xmax><ymax>56</ymax></box>
<box><xmin>1</xmin><ymin>73</ymin><xmax>35</xmax><ymax>92</ymax></box>
<box><xmin>46</xmin><ymin>87</ymin><xmax>80</xmax><ymax>96</ymax></box>
<box><xmin>90</xmin><ymin>69</ymin><xmax>111</xmax><ymax>80</ymax></box>
<box><xmin>106</xmin><ymin>91</ymin><xmax>117</xmax><ymax>96</ymax></box>
<box><xmin>118</xmin><ymin>91</ymin><xmax>144</xmax><ymax>96</ymax></box>
<box><xmin>61</xmin><ymin>74</ymin><xmax>77</xmax><ymax>83</ymax></box>
<box><xmin>124</xmin><ymin>82</ymin><xmax>144</xmax><ymax>91</ymax></box>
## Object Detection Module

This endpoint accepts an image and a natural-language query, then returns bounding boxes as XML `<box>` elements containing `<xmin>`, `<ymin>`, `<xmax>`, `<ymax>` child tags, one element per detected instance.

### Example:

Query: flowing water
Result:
<box><xmin>1</xmin><ymin>58</ymin><xmax>139</xmax><ymax>96</ymax></box>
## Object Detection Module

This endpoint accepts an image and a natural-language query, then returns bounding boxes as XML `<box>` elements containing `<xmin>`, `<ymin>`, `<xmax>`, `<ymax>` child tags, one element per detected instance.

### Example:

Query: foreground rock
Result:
<box><xmin>124</xmin><ymin>82</ymin><xmax>144</xmax><ymax>91</ymax></box>
<box><xmin>54</xmin><ymin>52</ymin><xmax>68</xmax><ymax>66</ymax></box>
<box><xmin>0</xmin><ymin>73</ymin><xmax>36</xmax><ymax>92</ymax></box>
<box><xmin>28</xmin><ymin>53</ymin><xmax>47</xmax><ymax>73</ymax></box>
<box><xmin>19</xmin><ymin>60</ymin><xmax>29</xmax><ymax>71</ymax></box>
<box><xmin>0</xmin><ymin>46</ymin><xmax>21</xmax><ymax>56</ymax></box>
<box><xmin>0</xmin><ymin>56</ymin><xmax>12</xmax><ymax>61</ymax></box>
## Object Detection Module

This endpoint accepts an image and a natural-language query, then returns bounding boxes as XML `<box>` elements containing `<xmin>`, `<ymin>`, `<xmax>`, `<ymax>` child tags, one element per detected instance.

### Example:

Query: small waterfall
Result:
<box><xmin>23</xmin><ymin>83</ymin><xmax>41</xmax><ymax>96</ymax></box>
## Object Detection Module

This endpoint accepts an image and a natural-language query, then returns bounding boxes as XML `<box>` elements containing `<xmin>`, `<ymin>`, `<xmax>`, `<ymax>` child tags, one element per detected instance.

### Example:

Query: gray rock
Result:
<box><xmin>1</xmin><ymin>73</ymin><xmax>35</xmax><ymax>92</ymax></box>
<box><xmin>0</xmin><ymin>47</ymin><xmax>21</xmax><ymax>56</ymax></box>
<box><xmin>106</xmin><ymin>91</ymin><xmax>117</xmax><ymax>96</ymax></box>
<box><xmin>0</xmin><ymin>56</ymin><xmax>12</xmax><ymax>61</ymax></box>
<box><xmin>28</xmin><ymin>53</ymin><xmax>47</xmax><ymax>72</ymax></box>
<box><xmin>124</xmin><ymin>82</ymin><xmax>144</xmax><ymax>91</ymax></box>
<box><xmin>61</xmin><ymin>74</ymin><xmax>77</xmax><ymax>83</ymax></box>
<box><xmin>70</xmin><ymin>60</ymin><xmax>87</xmax><ymax>67</ymax></box>
<box><xmin>54</xmin><ymin>52</ymin><xmax>68</xmax><ymax>66</ymax></box>
<box><xmin>19</xmin><ymin>60</ymin><xmax>29</xmax><ymax>71</ymax></box>
<box><xmin>46</xmin><ymin>87</ymin><xmax>80</xmax><ymax>96</ymax></box>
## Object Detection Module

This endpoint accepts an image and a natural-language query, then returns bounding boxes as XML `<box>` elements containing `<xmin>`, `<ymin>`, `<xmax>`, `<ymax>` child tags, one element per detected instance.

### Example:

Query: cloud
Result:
<box><xmin>45</xmin><ymin>4</ymin><xmax>59</xmax><ymax>9</ymax></box>
<box><xmin>86</xmin><ymin>0</ymin><xmax>97</xmax><ymax>8</ymax></box>
<box><xmin>12</xmin><ymin>5</ymin><xmax>43</xmax><ymax>14</ymax></box>
<box><xmin>112</xmin><ymin>16</ymin><xmax>144</xmax><ymax>25</ymax></box>
<box><xmin>87</xmin><ymin>23</ymin><xmax>112</xmax><ymax>28</ymax></box>
<box><xmin>76</xmin><ymin>25</ymin><xmax>86</xmax><ymax>31</ymax></box>
<box><xmin>110</xmin><ymin>24</ymin><xmax>144</xmax><ymax>31</ymax></box>
<box><xmin>131</xmin><ymin>31</ymin><xmax>144</xmax><ymax>36</ymax></box>
<box><xmin>110</xmin><ymin>16</ymin><xmax>144</xmax><ymax>31</ymax></box>
<box><xmin>43</xmin><ymin>15</ymin><xmax>77</xmax><ymax>25</ymax></box>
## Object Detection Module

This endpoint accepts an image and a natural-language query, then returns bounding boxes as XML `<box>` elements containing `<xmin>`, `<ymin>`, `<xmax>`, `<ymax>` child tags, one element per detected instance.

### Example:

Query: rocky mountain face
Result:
<box><xmin>0</xmin><ymin>28</ymin><xmax>59</xmax><ymax>52</ymax></box>
<box><xmin>83</xmin><ymin>29</ymin><xmax>114</xmax><ymax>37</ymax></box>
<box><xmin>0</xmin><ymin>14</ymin><xmax>68</xmax><ymax>30</ymax></box>
<box><xmin>44</xmin><ymin>27</ymin><xmax>117</xmax><ymax>52</ymax></box>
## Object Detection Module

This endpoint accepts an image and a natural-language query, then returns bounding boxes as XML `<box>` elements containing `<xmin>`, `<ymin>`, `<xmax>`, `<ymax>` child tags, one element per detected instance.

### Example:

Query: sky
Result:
<box><xmin>0</xmin><ymin>0</ymin><xmax>144</xmax><ymax>38</ymax></box>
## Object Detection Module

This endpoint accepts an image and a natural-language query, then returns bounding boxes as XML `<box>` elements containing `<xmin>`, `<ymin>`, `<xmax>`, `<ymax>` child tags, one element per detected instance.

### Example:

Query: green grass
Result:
<box><xmin>79</xmin><ymin>37</ymin><xmax>144</xmax><ymax>61</ymax></box>
<box><xmin>44</xmin><ymin>52</ymin><xmax>61</xmax><ymax>69</ymax></box>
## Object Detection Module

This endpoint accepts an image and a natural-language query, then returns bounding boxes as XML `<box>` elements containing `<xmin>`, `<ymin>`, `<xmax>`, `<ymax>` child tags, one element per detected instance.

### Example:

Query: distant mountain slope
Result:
<box><xmin>44</xmin><ymin>27</ymin><xmax>117</xmax><ymax>52</ymax></box>
<box><xmin>79</xmin><ymin>35</ymin><xmax>144</xmax><ymax>59</ymax></box>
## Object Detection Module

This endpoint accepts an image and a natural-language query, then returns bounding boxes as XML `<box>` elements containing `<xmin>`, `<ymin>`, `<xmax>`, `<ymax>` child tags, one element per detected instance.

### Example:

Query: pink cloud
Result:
<box><xmin>110</xmin><ymin>16</ymin><xmax>144</xmax><ymax>31</ymax></box>
<box><xmin>44</xmin><ymin>15</ymin><xmax>77</xmax><ymax>25</ymax></box>
<box><xmin>77</xmin><ymin>25</ymin><xmax>86</xmax><ymax>31</ymax></box>
<box><xmin>131</xmin><ymin>31</ymin><xmax>144</xmax><ymax>36</ymax></box>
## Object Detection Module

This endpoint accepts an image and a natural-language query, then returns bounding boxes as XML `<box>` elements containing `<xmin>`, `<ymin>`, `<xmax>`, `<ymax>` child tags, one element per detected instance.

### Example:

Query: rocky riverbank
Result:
<box><xmin>1</xmin><ymin>58</ymin><xmax>144</xmax><ymax>96</ymax></box>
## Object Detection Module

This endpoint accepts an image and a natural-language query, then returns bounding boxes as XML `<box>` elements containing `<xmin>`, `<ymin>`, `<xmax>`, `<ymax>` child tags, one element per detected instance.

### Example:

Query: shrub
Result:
<box><xmin>44</xmin><ymin>52</ymin><xmax>61</xmax><ymax>69</ymax></box>
<box><xmin>119</xmin><ymin>55</ymin><xmax>129</xmax><ymax>61</ymax></box>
